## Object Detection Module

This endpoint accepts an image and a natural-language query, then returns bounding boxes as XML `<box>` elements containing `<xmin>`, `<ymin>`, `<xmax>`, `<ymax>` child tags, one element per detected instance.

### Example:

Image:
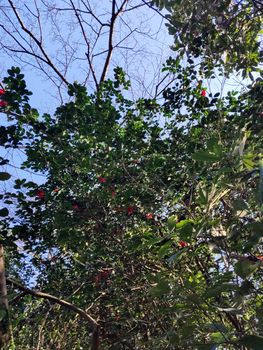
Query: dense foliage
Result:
<box><xmin>153</xmin><ymin>0</ymin><xmax>262</xmax><ymax>75</ymax></box>
<box><xmin>0</xmin><ymin>1</ymin><xmax>262</xmax><ymax>349</ymax></box>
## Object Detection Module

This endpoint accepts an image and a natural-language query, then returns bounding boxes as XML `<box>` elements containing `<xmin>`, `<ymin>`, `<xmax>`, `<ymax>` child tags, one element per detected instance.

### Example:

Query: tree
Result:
<box><xmin>0</xmin><ymin>0</ymin><xmax>173</xmax><ymax>99</ymax></box>
<box><xmin>152</xmin><ymin>0</ymin><xmax>263</xmax><ymax>75</ymax></box>
<box><xmin>0</xmin><ymin>1</ymin><xmax>262</xmax><ymax>349</ymax></box>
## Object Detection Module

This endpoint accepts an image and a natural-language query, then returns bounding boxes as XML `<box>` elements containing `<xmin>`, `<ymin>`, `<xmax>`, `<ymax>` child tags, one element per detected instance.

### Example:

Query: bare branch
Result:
<box><xmin>99</xmin><ymin>0</ymin><xmax>129</xmax><ymax>84</ymax></box>
<box><xmin>7</xmin><ymin>0</ymin><xmax>69</xmax><ymax>85</ymax></box>
<box><xmin>69</xmin><ymin>0</ymin><xmax>99</xmax><ymax>89</ymax></box>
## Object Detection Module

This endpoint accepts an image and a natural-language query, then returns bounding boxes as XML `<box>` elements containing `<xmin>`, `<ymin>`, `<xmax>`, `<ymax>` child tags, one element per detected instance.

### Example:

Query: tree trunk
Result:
<box><xmin>0</xmin><ymin>244</ymin><xmax>10</xmax><ymax>348</ymax></box>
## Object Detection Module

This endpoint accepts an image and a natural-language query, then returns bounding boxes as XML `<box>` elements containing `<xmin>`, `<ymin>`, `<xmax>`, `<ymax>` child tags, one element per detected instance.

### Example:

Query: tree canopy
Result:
<box><xmin>0</xmin><ymin>1</ymin><xmax>262</xmax><ymax>349</ymax></box>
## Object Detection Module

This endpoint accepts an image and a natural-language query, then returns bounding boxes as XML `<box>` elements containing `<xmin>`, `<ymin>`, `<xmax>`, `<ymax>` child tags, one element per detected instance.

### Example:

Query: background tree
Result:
<box><xmin>0</xmin><ymin>0</ymin><xmax>174</xmax><ymax>100</ymax></box>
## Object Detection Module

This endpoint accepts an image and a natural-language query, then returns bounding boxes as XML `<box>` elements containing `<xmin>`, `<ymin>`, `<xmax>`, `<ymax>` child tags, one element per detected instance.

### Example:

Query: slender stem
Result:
<box><xmin>0</xmin><ymin>245</ymin><xmax>10</xmax><ymax>348</ymax></box>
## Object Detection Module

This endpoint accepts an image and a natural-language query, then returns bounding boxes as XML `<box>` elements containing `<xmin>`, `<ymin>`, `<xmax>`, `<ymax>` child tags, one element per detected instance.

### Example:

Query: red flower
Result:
<box><xmin>179</xmin><ymin>240</ymin><xmax>188</xmax><ymax>248</ymax></box>
<box><xmin>94</xmin><ymin>270</ymin><xmax>111</xmax><ymax>286</ymax></box>
<box><xmin>98</xmin><ymin>177</ymin><xmax>107</xmax><ymax>183</ymax></box>
<box><xmin>127</xmin><ymin>206</ymin><xmax>135</xmax><ymax>215</ymax></box>
<box><xmin>0</xmin><ymin>89</ymin><xmax>6</xmax><ymax>95</ymax></box>
<box><xmin>146</xmin><ymin>213</ymin><xmax>154</xmax><ymax>219</ymax></box>
<box><xmin>0</xmin><ymin>100</ymin><xmax>8</xmax><ymax>107</ymax></box>
<box><xmin>201</xmin><ymin>90</ymin><xmax>206</xmax><ymax>97</ymax></box>
<box><xmin>36</xmin><ymin>189</ymin><xmax>45</xmax><ymax>200</ymax></box>
<box><xmin>72</xmin><ymin>203</ymin><xmax>80</xmax><ymax>211</ymax></box>
<box><xmin>100</xmin><ymin>270</ymin><xmax>111</xmax><ymax>279</ymax></box>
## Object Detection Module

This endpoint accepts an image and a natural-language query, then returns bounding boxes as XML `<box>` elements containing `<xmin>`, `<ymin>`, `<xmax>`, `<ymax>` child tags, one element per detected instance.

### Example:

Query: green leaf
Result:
<box><xmin>243</xmin><ymin>157</ymin><xmax>255</xmax><ymax>170</ymax></box>
<box><xmin>246</xmin><ymin>222</ymin><xmax>263</xmax><ymax>234</ymax></box>
<box><xmin>206</xmin><ymin>322</ymin><xmax>228</xmax><ymax>333</ymax></box>
<box><xmin>176</xmin><ymin>219</ymin><xmax>193</xmax><ymax>229</ymax></box>
<box><xmin>167</xmin><ymin>215</ymin><xmax>177</xmax><ymax>231</ymax></box>
<box><xmin>205</xmin><ymin>283</ymin><xmax>238</xmax><ymax>298</ymax></box>
<box><xmin>0</xmin><ymin>208</ymin><xmax>9</xmax><ymax>217</ymax></box>
<box><xmin>158</xmin><ymin>242</ymin><xmax>172</xmax><ymax>258</ymax></box>
<box><xmin>167</xmin><ymin>249</ymin><xmax>186</xmax><ymax>264</ymax></box>
<box><xmin>0</xmin><ymin>172</ymin><xmax>11</xmax><ymax>181</ymax></box>
<box><xmin>210</xmin><ymin>331</ymin><xmax>226</xmax><ymax>343</ymax></box>
<box><xmin>149</xmin><ymin>279</ymin><xmax>170</xmax><ymax>297</ymax></box>
<box><xmin>178</xmin><ymin>221</ymin><xmax>193</xmax><ymax>239</ymax></box>
<box><xmin>198</xmin><ymin>187</ymin><xmax>208</xmax><ymax>205</ymax></box>
<box><xmin>232</xmin><ymin>199</ymin><xmax>248</xmax><ymax>211</ymax></box>
<box><xmin>238</xmin><ymin>335</ymin><xmax>263</xmax><ymax>349</ymax></box>
<box><xmin>234</xmin><ymin>259</ymin><xmax>259</xmax><ymax>279</ymax></box>
<box><xmin>192</xmin><ymin>151</ymin><xmax>221</xmax><ymax>162</ymax></box>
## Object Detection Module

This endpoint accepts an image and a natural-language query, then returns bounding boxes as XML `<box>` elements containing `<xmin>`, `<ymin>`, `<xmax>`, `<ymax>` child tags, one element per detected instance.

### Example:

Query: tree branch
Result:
<box><xmin>7</xmin><ymin>0</ymin><xmax>69</xmax><ymax>86</ymax></box>
<box><xmin>99</xmin><ymin>0</ymin><xmax>129</xmax><ymax>84</ymax></box>
<box><xmin>69</xmin><ymin>0</ymin><xmax>99</xmax><ymax>90</ymax></box>
<box><xmin>7</xmin><ymin>277</ymin><xmax>100</xmax><ymax>350</ymax></box>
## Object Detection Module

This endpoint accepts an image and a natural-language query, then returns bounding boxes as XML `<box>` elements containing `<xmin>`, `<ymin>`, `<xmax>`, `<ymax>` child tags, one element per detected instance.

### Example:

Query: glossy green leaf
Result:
<box><xmin>234</xmin><ymin>259</ymin><xmax>259</xmax><ymax>279</ymax></box>
<box><xmin>167</xmin><ymin>215</ymin><xmax>177</xmax><ymax>231</ymax></box>
<box><xmin>0</xmin><ymin>172</ymin><xmax>11</xmax><ymax>181</ymax></box>
<box><xmin>192</xmin><ymin>151</ymin><xmax>221</xmax><ymax>162</ymax></box>
<box><xmin>238</xmin><ymin>335</ymin><xmax>263</xmax><ymax>349</ymax></box>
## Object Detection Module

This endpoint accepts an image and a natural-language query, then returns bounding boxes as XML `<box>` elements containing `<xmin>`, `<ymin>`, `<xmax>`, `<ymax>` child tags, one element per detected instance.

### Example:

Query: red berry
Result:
<box><xmin>0</xmin><ymin>89</ymin><xmax>6</xmax><ymax>95</ymax></box>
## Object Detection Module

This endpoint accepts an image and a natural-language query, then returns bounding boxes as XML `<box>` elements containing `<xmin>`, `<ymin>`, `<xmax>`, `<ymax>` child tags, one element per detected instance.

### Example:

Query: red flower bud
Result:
<box><xmin>0</xmin><ymin>100</ymin><xmax>8</xmax><ymax>107</ymax></box>
<box><xmin>36</xmin><ymin>189</ymin><xmax>45</xmax><ymax>200</ymax></box>
<box><xmin>127</xmin><ymin>206</ymin><xmax>135</xmax><ymax>215</ymax></box>
<box><xmin>201</xmin><ymin>90</ymin><xmax>206</xmax><ymax>97</ymax></box>
<box><xmin>98</xmin><ymin>177</ymin><xmax>107</xmax><ymax>183</ymax></box>
<box><xmin>0</xmin><ymin>89</ymin><xmax>6</xmax><ymax>95</ymax></box>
